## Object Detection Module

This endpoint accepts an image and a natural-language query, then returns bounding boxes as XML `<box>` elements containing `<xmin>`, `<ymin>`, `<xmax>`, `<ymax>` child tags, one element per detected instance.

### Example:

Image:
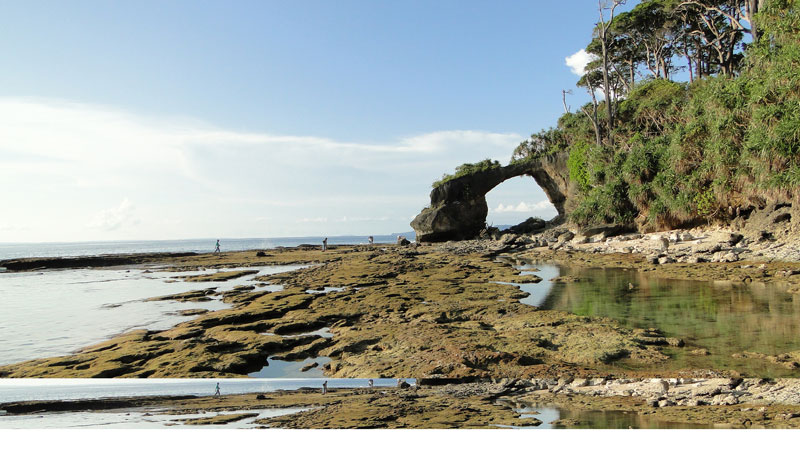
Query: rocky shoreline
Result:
<box><xmin>4</xmin><ymin>378</ymin><xmax>800</xmax><ymax>428</ymax></box>
<box><xmin>2</xmin><ymin>223</ymin><xmax>800</xmax><ymax>427</ymax></box>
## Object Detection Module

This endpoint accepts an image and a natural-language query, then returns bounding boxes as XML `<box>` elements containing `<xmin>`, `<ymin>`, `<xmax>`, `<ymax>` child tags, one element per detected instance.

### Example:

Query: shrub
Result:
<box><xmin>432</xmin><ymin>159</ymin><xmax>501</xmax><ymax>188</ymax></box>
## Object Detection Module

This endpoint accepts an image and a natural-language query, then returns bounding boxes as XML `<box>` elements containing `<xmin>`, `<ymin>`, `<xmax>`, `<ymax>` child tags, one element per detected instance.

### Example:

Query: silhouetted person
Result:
<box><xmin>322</xmin><ymin>238</ymin><xmax>328</xmax><ymax>251</ymax></box>
<box><xmin>368</xmin><ymin>236</ymin><xmax>374</xmax><ymax>245</ymax></box>
<box><xmin>368</xmin><ymin>379</ymin><xmax>374</xmax><ymax>388</ymax></box>
<box><xmin>322</xmin><ymin>380</ymin><xmax>328</xmax><ymax>394</ymax></box>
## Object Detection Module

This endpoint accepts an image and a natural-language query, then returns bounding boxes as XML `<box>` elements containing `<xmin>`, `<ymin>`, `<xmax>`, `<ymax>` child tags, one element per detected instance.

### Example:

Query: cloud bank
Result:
<box><xmin>494</xmin><ymin>201</ymin><xmax>554</xmax><ymax>213</ymax></box>
<box><xmin>0</xmin><ymin>97</ymin><xmax>531</xmax><ymax>242</ymax></box>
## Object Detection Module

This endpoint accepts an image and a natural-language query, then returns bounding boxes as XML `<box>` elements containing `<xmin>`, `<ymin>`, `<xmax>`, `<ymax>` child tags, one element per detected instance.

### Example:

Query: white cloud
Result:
<box><xmin>0</xmin><ymin>97</ymin><xmax>525</xmax><ymax>241</ymax></box>
<box><xmin>494</xmin><ymin>201</ymin><xmax>554</xmax><ymax>213</ymax></box>
<box><xmin>565</xmin><ymin>49</ymin><xmax>596</xmax><ymax>76</ymax></box>
<box><xmin>87</xmin><ymin>198</ymin><xmax>138</xmax><ymax>231</ymax></box>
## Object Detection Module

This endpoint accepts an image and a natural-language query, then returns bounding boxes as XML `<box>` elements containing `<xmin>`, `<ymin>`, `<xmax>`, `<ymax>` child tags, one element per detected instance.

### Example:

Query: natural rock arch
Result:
<box><xmin>411</xmin><ymin>151</ymin><xmax>572</xmax><ymax>242</ymax></box>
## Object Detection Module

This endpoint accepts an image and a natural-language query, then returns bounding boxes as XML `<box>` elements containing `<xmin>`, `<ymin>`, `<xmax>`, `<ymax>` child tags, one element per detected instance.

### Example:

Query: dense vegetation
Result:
<box><xmin>512</xmin><ymin>0</ymin><xmax>799</xmax><ymax>230</ymax></box>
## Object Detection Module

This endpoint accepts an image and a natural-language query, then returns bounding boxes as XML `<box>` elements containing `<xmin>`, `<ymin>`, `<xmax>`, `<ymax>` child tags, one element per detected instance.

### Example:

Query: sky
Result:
<box><xmin>0</xmin><ymin>0</ymin><xmax>629</xmax><ymax>243</ymax></box>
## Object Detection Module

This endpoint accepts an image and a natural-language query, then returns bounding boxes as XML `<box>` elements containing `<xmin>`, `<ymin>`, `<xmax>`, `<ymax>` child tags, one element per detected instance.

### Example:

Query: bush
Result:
<box><xmin>432</xmin><ymin>159</ymin><xmax>501</xmax><ymax>188</ymax></box>
<box><xmin>567</xmin><ymin>141</ymin><xmax>592</xmax><ymax>192</ymax></box>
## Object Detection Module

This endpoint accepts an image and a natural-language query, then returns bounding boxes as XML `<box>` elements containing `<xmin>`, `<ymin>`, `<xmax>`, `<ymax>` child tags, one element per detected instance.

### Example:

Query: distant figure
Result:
<box><xmin>368</xmin><ymin>379</ymin><xmax>374</xmax><ymax>388</ymax></box>
<box><xmin>214</xmin><ymin>240</ymin><xmax>221</xmax><ymax>253</ymax></box>
<box><xmin>322</xmin><ymin>380</ymin><xmax>328</xmax><ymax>395</ymax></box>
<box><xmin>322</xmin><ymin>238</ymin><xmax>328</xmax><ymax>251</ymax></box>
<box><xmin>368</xmin><ymin>236</ymin><xmax>374</xmax><ymax>245</ymax></box>
<box><xmin>214</xmin><ymin>382</ymin><xmax>221</xmax><ymax>397</ymax></box>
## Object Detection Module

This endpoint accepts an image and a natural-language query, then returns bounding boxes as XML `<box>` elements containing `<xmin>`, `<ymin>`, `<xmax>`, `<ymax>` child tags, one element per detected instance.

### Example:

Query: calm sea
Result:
<box><xmin>0</xmin><ymin>233</ymin><xmax>415</xmax><ymax>261</ymax></box>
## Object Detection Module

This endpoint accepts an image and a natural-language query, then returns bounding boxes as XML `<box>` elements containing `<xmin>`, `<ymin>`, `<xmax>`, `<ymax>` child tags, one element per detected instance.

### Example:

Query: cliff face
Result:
<box><xmin>411</xmin><ymin>152</ymin><xmax>572</xmax><ymax>242</ymax></box>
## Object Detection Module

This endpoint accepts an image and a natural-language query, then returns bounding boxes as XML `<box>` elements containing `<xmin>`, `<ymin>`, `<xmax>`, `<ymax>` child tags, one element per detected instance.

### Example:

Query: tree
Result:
<box><xmin>614</xmin><ymin>0</ymin><xmax>684</xmax><ymax>80</ymax></box>
<box><xmin>744</xmin><ymin>0</ymin><xmax>766</xmax><ymax>40</ymax></box>
<box><xmin>577</xmin><ymin>60</ymin><xmax>605</xmax><ymax>146</ymax></box>
<box><xmin>677</xmin><ymin>1</ymin><xmax>747</xmax><ymax>76</ymax></box>
<box><xmin>596</xmin><ymin>0</ymin><xmax>627</xmax><ymax>145</ymax></box>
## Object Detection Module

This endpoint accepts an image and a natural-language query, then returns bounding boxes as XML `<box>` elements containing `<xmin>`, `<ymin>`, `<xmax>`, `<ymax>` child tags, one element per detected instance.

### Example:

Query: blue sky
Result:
<box><xmin>0</xmin><ymin>1</ymin><xmax>626</xmax><ymax>242</ymax></box>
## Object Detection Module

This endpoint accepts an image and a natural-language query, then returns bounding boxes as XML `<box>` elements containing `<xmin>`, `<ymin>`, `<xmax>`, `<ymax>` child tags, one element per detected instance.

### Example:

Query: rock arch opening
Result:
<box><xmin>485</xmin><ymin>176</ymin><xmax>558</xmax><ymax>230</ymax></box>
<box><xmin>410</xmin><ymin>151</ymin><xmax>572</xmax><ymax>242</ymax></box>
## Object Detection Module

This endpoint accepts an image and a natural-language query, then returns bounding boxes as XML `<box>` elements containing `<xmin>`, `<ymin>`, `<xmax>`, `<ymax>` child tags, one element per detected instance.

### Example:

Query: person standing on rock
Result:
<box><xmin>214</xmin><ymin>240</ymin><xmax>221</xmax><ymax>253</ymax></box>
<box><xmin>322</xmin><ymin>238</ymin><xmax>328</xmax><ymax>251</ymax></box>
<box><xmin>214</xmin><ymin>382</ymin><xmax>221</xmax><ymax>397</ymax></box>
<box><xmin>322</xmin><ymin>380</ymin><xmax>328</xmax><ymax>394</ymax></box>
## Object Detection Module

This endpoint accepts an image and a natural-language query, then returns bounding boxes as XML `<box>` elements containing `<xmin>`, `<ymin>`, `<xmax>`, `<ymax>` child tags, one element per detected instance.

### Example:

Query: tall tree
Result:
<box><xmin>615</xmin><ymin>0</ymin><xmax>683</xmax><ymax>80</ymax></box>
<box><xmin>678</xmin><ymin>1</ymin><xmax>748</xmax><ymax>76</ymax></box>
<box><xmin>577</xmin><ymin>61</ymin><xmax>605</xmax><ymax>147</ymax></box>
<box><xmin>596</xmin><ymin>0</ymin><xmax>627</xmax><ymax>145</ymax></box>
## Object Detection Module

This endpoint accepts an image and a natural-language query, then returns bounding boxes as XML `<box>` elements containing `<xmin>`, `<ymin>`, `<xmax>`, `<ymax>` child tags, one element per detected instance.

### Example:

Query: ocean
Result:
<box><xmin>0</xmin><ymin>232</ymin><xmax>411</xmax><ymax>366</ymax></box>
<box><xmin>0</xmin><ymin>232</ymin><xmax>415</xmax><ymax>261</ymax></box>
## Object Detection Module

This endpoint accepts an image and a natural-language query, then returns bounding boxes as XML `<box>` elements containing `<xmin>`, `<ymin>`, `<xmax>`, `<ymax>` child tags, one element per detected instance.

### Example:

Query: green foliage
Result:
<box><xmin>567</xmin><ymin>141</ymin><xmax>592</xmax><ymax>192</ymax></box>
<box><xmin>432</xmin><ymin>159</ymin><xmax>501</xmax><ymax>188</ymax></box>
<box><xmin>423</xmin><ymin>1</ymin><xmax>799</xmax><ymax>231</ymax></box>
<box><xmin>562</xmin><ymin>1</ymin><xmax>800</xmax><ymax>230</ymax></box>
<box><xmin>693</xmin><ymin>188</ymin><xmax>717</xmax><ymax>218</ymax></box>
<box><xmin>511</xmin><ymin>127</ymin><xmax>568</xmax><ymax>162</ymax></box>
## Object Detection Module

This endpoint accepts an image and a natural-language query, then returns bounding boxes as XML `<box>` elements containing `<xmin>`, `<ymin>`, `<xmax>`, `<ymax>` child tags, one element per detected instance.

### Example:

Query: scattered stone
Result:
<box><xmin>301</xmin><ymin>362</ymin><xmax>319</xmax><ymax>372</ymax></box>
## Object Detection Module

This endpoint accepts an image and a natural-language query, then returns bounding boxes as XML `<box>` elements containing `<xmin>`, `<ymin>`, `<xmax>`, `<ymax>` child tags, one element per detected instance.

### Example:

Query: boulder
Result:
<box><xmin>728</xmin><ymin>233</ymin><xmax>744</xmax><ymax>246</ymax></box>
<box><xmin>557</xmin><ymin>231</ymin><xmax>575</xmax><ymax>243</ymax></box>
<box><xmin>509</xmin><ymin>217</ymin><xmax>546</xmax><ymax>234</ymax></box>
<box><xmin>396</xmin><ymin>236</ymin><xmax>411</xmax><ymax>246</ymax></box>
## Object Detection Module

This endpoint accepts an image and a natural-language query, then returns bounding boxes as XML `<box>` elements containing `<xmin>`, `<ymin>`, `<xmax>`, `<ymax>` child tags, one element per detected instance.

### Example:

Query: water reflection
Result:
<box><xmin>248</xmin><ymin>356</ymin><xmax>332</xmax><ymax>378</ymax></box>
<box><xmin>497</xmin><ymin>400</ymin><xmax>707</xmax><ymax>429</ymax></box>
<box><xmin>521</xmin><ymin>262</ymin><xmax>800</xmax><ymax>377</ymax></box>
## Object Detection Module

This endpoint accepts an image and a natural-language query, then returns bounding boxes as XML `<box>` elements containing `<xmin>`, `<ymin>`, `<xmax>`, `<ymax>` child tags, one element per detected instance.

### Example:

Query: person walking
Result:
<box><xmin>214</xmin><ymin>382</ymin><xmax>221</xmax><ymax>397</ymax></box>
<box><xmin>322</xmin><ymin>238</ymin><xmax>328</xmax><ymax>251</ymax></box>
<box><xmin>214</xmin><ymin>240</ymin><xmax>221</xmax><ymax>253</ymax></box>
<box><xmin>322</xmin><ymin>380</ymin><xmax>328</xmax><ymax>395</ymax></box>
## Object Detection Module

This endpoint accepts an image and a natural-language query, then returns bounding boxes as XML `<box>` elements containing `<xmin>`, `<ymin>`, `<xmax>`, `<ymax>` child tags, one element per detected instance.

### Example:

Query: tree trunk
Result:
<box><xmin>585</xmin><ymin>77</ymin><xmax>602</xmax><ymax>147</ymax></box>
<box><xmin>745</xmin><ymin>0</ymin><xmax>765</xmax><ymax>41</ymax></box>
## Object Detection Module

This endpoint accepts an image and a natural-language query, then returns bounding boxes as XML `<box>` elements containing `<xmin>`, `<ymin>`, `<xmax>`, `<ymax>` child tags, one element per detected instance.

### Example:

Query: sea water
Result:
<box><xmin>0</xmin><ymin>233</ymin><xmax>414</xmax><ymax>260</ymax></box>
<box><xmin>0</xmin><ymin>265</ymin><xmax>304</xmax><ymax>365</ymax></box>
<box><xmin>0</xmin><ymin>378</ymin><xmax>413</xmax><ymax>403</ymax></box>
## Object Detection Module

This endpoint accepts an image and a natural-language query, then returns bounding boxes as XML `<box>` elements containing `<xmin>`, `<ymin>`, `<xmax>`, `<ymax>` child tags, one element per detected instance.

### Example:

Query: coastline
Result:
<box><xmin>3</xmin><ymin>225</ymin><xmax>800</xmax><ymax>428</ymax></box>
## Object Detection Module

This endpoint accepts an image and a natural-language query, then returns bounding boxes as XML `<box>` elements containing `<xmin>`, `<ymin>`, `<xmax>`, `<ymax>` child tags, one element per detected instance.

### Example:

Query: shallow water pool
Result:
<box><xmin>513</xmin><ymin>261</ymin><xmax>800</xmax><ymax>377</ymax></box>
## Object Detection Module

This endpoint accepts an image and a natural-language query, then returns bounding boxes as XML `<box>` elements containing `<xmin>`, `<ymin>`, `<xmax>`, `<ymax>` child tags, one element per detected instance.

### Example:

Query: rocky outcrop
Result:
<box><xmin>411</xmin><ymin>152</ymin><xmax>572</xmax><ymax>242</ymax></box>
<box><xmin>0</xmin><ymin>252</ymin><xmax>198</xmax><ymax>272</ymax></box>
